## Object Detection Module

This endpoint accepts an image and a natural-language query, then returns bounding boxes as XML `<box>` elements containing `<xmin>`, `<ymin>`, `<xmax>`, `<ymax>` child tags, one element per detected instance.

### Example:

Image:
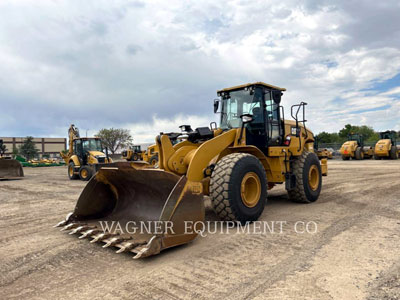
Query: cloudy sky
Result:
<box><xmin>0</xmin><ymin>0</ymin><xmax>399</xmax><ymax>142</ymax></box>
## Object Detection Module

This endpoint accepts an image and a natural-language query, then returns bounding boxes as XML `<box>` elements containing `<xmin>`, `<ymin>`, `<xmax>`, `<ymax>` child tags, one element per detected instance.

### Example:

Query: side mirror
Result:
<box><xmin>240</xmin><ymin>114</ymin><xmax>254</xmax><ymax>124</ymax></box>
<box><xmin>213</xmin><ymin>99</ymin><xmax>219</xmax><ymax>113</ymax></box>
<box><xmin>272</xmin><ymin>90</ymin><xmax>281</xmax><ymax>104</ymax></box>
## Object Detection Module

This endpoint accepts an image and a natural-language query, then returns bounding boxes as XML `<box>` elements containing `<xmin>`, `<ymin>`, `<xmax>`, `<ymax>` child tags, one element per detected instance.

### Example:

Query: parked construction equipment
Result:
<box><xmin>122</xmin><ymin>133</ymin><xmax>181</xmax><ymax>165</ymax></box>
<box><xmin>374</xmin><ymin>131</ymin><xmax>399</xmax><ymax>160</ymax></box>
<box><xmin>60</xmin><ymin>125</ymin><xmax>112</xmax><ymax>181</ymax></box>
<box><xmin>122</xmin><ymin>144</ymin><xmax>159</xmax><ymax>165</ymax></box>
<box><xmin>339</xmin><ymin>134</ymin><xmax>374</xmax><ymax>160</ymax></box>
<box><xmin>0</xmin><ymin>139</ymin><xmax>24</xmax><ymax>180</ymax></box>
<box><xmin>314</xmin><ymin>137</ymin><xmax>333</xmax><ymax>159</ymax></box>
<box><xmin>56</xmin><ymin>82</ymin><xmax>327</xmax><ymax>259</ymax></box>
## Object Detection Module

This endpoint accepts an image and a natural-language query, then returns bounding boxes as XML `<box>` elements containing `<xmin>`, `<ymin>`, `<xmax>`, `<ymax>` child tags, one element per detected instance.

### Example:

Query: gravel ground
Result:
<box><xmin>0</xmin><ymin>159</ymin><xmax>399</xmax><ymax>300</ymax></box>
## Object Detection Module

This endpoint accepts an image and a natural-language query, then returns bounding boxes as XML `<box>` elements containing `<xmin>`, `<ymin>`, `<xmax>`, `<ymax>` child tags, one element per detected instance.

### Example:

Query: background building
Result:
<box><xmin>0</xmin><ymin>137</ymin><xmax>66</xmax><ymax>158</ymax></box>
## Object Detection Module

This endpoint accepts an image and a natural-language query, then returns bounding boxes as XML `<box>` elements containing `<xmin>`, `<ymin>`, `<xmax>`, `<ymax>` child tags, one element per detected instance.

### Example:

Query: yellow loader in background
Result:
<box><xmin>340</xmin><ymin>133</ymin><xmax>374</xmax><ymax>160</ymax></box>
<box><xmin>56</xmin><ymin>82</ymin><xmax>327</xmax><ymax>259</ymax></box>
<box><xmin>374</xmin><ymin>130</ymin><xmax>399</xmax><ymax>160</ymax></box>
<box><xmin>0</xmin><ymin>139</ymin><xmax>24</xmax><ymax>180</ymax></box>
<box><xmin>122</xmin><ymin>133</ymin><xmax>181</xmax><ymax>165</ymax></box>
<box><xmin>60</xmin><ymin>124</ymin><xmax>112</xmax><ymax>181</ymax></box>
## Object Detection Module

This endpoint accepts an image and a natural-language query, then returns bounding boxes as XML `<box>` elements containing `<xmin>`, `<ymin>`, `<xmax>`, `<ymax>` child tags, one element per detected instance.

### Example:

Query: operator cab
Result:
<box><xmin>73</xmin><ymin>138</ymin><xmax>103</xmax><ymax>164</ymax></box>
<box><xmin>348</xmin><ymin>134</ymin><xmax>364</xmax><ymax>147</ymax></box>
<box><xmin>379</xmin><ymin>130</ymin><xmax>397</xmax><ymax>144</ymax></box>
<box><xmin>216</xmin><ymin>82</ymin><xmax>286</xmax><ymax>153</ymax></box>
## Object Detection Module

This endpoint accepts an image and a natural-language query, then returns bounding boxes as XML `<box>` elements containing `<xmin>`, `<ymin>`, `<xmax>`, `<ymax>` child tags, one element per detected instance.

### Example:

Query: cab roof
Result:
<box><xmin>217</xmin><ymin>82</ymin><xmax>286</xmax><ymax>93</ymax></box>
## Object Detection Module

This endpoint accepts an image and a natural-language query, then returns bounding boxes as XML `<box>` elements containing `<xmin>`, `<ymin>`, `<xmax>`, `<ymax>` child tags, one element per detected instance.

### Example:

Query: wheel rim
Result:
<box><xmin>151</xmin><ymin>159</ymin><xmax>156</xmax><ymax>166</ymax></box>
<box><xmin>81</xmin><ymin>169</ymin><xmax>88</xmax><ymax>179</ymax></box>
<box><xmin>69</xmin><ymin>166</ymin><xmax>74</xmax><ymax>177</ymax></box>
<box><xmin>308</xmin><ymin>165</ymin><xmax>320</xmax><ymax>191</ymax></box>
<box><xmin>240</xmin><ymin>172</ymin><xmax>261</xmax><ymax>208</ymax></box>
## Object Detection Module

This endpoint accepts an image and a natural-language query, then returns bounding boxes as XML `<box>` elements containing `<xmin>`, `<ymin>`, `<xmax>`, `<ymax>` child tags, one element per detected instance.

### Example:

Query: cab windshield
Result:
<box><xmin>220</xmin><ymin>88</ymin><xmax>278</xmax><ymax>130</ymax></box>
<box><xmin>220</xmin><ymin>89</ymin><xmax>262</xmax><ymax>129</ymax></box>
<box><xmin>82</xmin><ymin>139</ymin><xmax>102</xmax><ymax>152</ymax></box>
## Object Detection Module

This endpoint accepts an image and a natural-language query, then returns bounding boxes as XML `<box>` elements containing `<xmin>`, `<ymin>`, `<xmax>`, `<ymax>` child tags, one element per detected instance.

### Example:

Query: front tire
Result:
<box><xmin>288</xmin><ymin>151</ymin><xmax>322</xmax><ymax>203</ymax></box>
<box><xmin>342</xmin><ymin>155</ymin><xmax>350</xmax><ymax>160</ymax></box>
<box><xmin>210</xmin><ymin>153</ymin><xmax>267</xmax><ymax>223</ymax></box>
<box><xmin>79</xmin><ymin>166</ymin><xmax>93</xmax><ymax>181</ymax></box>
<box><xmin>68</xmin><ymin>162</ymin><xmax>79</xmax><ymax>180</ymax></box>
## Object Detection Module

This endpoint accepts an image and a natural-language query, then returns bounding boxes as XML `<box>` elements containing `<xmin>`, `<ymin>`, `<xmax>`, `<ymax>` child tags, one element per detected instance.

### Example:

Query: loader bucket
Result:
<box><xmin>0</xmin><ymin>159</ymin><xmax>24</xmax><ymax>180</ymax></box>
<box><xmin>56</xmin><ymin>162</ymin><xmax>205</xmax><ymax>258</ymax></box>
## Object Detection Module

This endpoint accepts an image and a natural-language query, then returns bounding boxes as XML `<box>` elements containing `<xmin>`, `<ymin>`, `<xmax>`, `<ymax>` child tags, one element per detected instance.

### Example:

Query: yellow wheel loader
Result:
<box><xmin>56</xmin><ymin>82</ymin><xmax>327</xmax><ymax>259</ymax></box>
<box><xmin>123</xmin><ymin>134</ymin><xmax>182</xmax><ymax>165</ymax></box>
<box><xmin>60</xmin><ymin>125</ymin><xmax>112</xmax><ymax>181</ymax></box>
<box><xmin>122</xmin><ymin>145</ymin><xmax>144</xmax><ymax>161</ymax></box>
<box><xmin>0</xmin><ymin>139</ymin><xmax>24</xmax><ymax>180</ymax></box>
<box><xmin>374</xmin><ymin>131</ymin><xmax>399</xmax><ymax>160</ymax></box>
<box><xmin>339</xmin><ymin>133</ymin><xmax>374</xmax><ymax>160</ymax></box>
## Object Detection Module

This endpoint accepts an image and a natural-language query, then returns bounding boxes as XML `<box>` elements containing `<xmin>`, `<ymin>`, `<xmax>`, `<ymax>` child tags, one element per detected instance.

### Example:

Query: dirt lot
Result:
<box><xmin>0</xmin><ymin>160</ymin><xmax>399</xmax><ymax>300</ymax></box>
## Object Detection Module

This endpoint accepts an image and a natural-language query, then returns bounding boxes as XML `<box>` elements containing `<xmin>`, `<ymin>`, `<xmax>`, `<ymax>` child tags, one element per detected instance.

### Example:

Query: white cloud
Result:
<box><xmin>0</xmin><ymin>0</ymin><xmax>399</xmax><ymax>138</ymax></box>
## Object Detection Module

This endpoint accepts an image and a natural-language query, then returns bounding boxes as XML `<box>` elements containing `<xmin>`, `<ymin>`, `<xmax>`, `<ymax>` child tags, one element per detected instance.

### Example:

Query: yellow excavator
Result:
<box><xmin>56</xmin><ymin>82</ymin><xmax>328</xmax><ymax>259</ymax></box>
<box><xmin>339</xmin><ymin>133</ymin><xmax>374</xmax><ymax>160</ymax></box>
<box><xmin>374</xmin><ymin>130</ymin><xmax>399</xmax><ymax>160</ymax></box>
<box><xmin>0</xmin><ymin>139</ymin><xmax>24</xmax><ymax>180</ymax></box>
<box><xmin>60</xmin><ymin>125</ymin><xmax>112</xmax><ymax>181</ymax></box>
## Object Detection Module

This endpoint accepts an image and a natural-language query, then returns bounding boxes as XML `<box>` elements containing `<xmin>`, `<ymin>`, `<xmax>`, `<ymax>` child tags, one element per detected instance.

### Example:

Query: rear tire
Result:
<box><xmin>374</xmin><ymin>154</ymin><xmax>381</xmax><ymax>160</ymax></box>
<box><xmin>210</xmin><ymin>153</ymin><xmax>267</xmax><ymax>223</ymax></box>
<box><xmin>288</xmin><ymin>151</ymin><xmax>322</xmax><ymax>203</ymax></box>
<box><xmin>342</xmin><ymin>155</ymin><xmax>350</xmax><ymax>160</ymax></box>
<box><xmin>68</xmin><ymin>162</ymin><xmax>79</xmax><ymax>180</ymax></box>
<box><xmin>390</xmin><ymin>146</ymin><xmax>398</xmax><ymax>160</ymax></box>
<box><xmin>149</xmin><ymin>154</ymin><xmax>158</xmax><ymax>166</ymax></box>
<box><xmin>79</xmin><ymin>165</ymin><xmax>93</xmax><ymax>181</ymax></box>
<box><xmin>355</xmin><ymin>147</ymin><xmax>363</xmax><ymax>160</ymax></box>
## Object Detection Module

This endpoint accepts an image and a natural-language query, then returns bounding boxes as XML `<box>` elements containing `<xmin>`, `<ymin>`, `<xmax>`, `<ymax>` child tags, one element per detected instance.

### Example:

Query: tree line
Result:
<box><xmin>316</xmin><ymin>124</ymin><xmax>400</xmax><ymax>144</ymax></box>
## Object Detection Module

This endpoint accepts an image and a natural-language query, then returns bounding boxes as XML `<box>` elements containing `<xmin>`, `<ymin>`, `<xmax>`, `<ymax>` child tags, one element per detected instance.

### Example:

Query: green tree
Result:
<box><xmin>12</xmin><ymin>145</ymin><xmax>19</xmax><ymax>158</ymax></box>
<box><xmin>95</xmin><ymin>128</ymin><xmax>133</xmax><ymax>154</ymax></box>
<box><xmin>339</xmin><ymin>124</ymin><xmax>375</xmax><ymax>140</ymax></box>
<box><xmin>19</xmin><ymin>136</ymin><xmax>39</xmax><ymax>160</ymax></box>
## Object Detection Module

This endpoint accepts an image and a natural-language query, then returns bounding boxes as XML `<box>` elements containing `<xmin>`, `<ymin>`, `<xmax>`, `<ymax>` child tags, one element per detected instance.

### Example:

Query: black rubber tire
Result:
<box><xmin>149</xmin><ymin>154</ymin><xmax>158</xmax><ymax>166</ymax></box>
<box><xmin>133</xmin><ymin>153</ymin><xmax>139</xmax><ymax>161</ymax></box>
<box><xmin>342</xmin><ymin>155</ymin><xmax>350</xmax><ymax>160</ymax></box>
<box><xmin>355</xmin><ymin>147</ymin><xmax>363</xmax><ymax>160</ymax></box>
<box><xmin>68</xmin><ymin>162</ymin><xmax>79</xmax><ymax>180</ymax></box>
<box><xmin>374</xmin><ymin>154</ymin><xmax>381</xmax><ymax>160</ymax></box>
<box><xmin>79</xmin><ymin>165</ymin><xmax>93</xmax><ymax>181</ymax></box>
<box><xmin>209</xmin><ymin>153</ymin><xmax>267</xmax><ymax>223</ymax></box>
<box><xmin>288</xmin><ymin>151</ymin><xmax>322</xmax><ymax>203</ymax></box>
<box><xmin>390</xmin><ymin>146</ymin><xmax>398</xmax><ymax>160</ymax></box>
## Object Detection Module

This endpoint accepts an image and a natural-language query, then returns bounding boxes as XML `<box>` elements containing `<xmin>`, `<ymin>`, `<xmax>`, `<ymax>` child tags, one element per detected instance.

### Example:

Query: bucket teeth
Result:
<box><xmin>54</xmin><ymin>212</ymin><xmax>74</xmax><ymax>227</ymax></box>
<box><xmin>69</xmin><ymin>226</ymin><xmax>91</xmax><ymax>235</ymax></box>
<box><xmin>90</xmin><ymin>232</ymin><xmax>111</xmax><ymax>243</ymax></box>
<box><xmin>60</xmin><ymin>223</ymin><xmax>78</xmax><ymax>232</ymax></box>
<box><xmin>79</xmin><ymin>229</ymin><xmax>102</xmax><ymax>239</ymax></box>
<box><xmin>103</xmin><ymin>237</ymin><xmax>124</xmax><ymax>248</ymax></box>
<box><xmin>132</xmin><ymin>236</ymin><xmax>161</xmax><ymax>259</ymax></box>
<box><xmin>115</xmin><ymin>241</ymin><xmax>135</xmax><ymax>253</ymax></box>
<box><xmin>54</xmin><ymin>220</ymin><xmax>68</xmax><ymax>228</ymax></box>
